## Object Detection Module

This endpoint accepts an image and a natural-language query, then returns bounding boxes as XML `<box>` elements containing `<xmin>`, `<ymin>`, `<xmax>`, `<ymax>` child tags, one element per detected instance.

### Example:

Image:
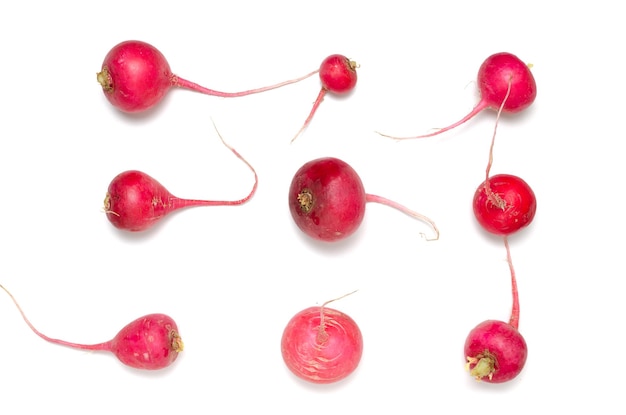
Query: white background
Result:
<box><xmin>1</xmin><ymin>1</ymin><xmax>623</xmax><ymax>414</ymax></box>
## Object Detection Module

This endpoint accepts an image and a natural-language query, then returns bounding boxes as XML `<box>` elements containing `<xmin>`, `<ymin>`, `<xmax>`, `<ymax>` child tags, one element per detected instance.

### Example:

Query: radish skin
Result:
<box><xmin>473</xmin><ymin>174</ymin><xmax>537</xmax><ymax>236</ymax></box>
<box><xmin>1</xmin><ymin>284</ymin><xmax>183</xmax><ymax>370</ymax></box>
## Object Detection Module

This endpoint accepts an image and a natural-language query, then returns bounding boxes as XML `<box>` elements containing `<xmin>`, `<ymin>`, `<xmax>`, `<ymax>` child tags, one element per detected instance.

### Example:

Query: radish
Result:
<box><xmin>104</xmin><ymin>123</ymin><xmax>258</xmax><ymax>232</ymax></box>
<box><xmin>288</xmin><ymin>157</ymin><xmax>439</xmax><ymax>242</ymax></box>
<box><xmin>281</xmin><ymin>291</ymin><xmax>362</xmax><ymax>384</ymax></box>
<box><xmin>463</xmin><ymin>238</ymin><xmax>527</xmax><ymax>383</ymax></box>
<box><xmin>377</xmin><ymin>52</ymin><xmax>536</xmax><ymax>140</ymax></box>
<box><xmin>97</xmin><ymin>40</ymin><xmax>319</xmax><ymax>113</ymax></box>
<box><xmin>1</xmin><ymin>284</ymin><xmax>183</xmax><ymax>370</ymax></box>
<box><xmin>473</xmin><ymin>174</ymin><xmax>537</xmax><ymax>236</ymax></box>
<box><xmin>464</xmin><ymin>174</ymin><xmax>537</xmax><ymax>383</ymax></box>
<box><xmin>291</xmin><ymin>54</ymin><xmax>358</xmax><ymax>143</ymax></box>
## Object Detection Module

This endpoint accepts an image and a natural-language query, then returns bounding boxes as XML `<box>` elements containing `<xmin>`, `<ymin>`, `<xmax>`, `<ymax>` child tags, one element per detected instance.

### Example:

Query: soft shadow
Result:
<box><xmin>291</xmin><ymin>223</ymin><xmax>365</xmax><ymax>257</ymax></box>
<box><xmin>102</xmin><ymin>91</ymin><xmax>172</xmax><ymax>122</ymax></box>
<box><xmin>284</xmin><ymin>364</ymin><xmax>362</xmax><ymax>392</ymax></box>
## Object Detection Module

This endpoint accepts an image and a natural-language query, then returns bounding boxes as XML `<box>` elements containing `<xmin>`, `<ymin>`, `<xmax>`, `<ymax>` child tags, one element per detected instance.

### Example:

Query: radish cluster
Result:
<box><xmin>414</xmin><ymin>53</ymin><xmax>537</xmax><ymax>383</ymax></box>
<box><xmin>459</xmin><ymin>56</ymin><xmax>537</xmax><ymax>384</ymax></box>
<box><xmin>5</xmin><ymin>42</ymin><xmax>541</xmax><ymax>390</ymax></box>
<box><xmin>97</xmin><ymin>40</ymin><xmax>359</xmax><ymax>143</ymax></box>
<box><xmin>465</xmin><ymin>174</ymin><xmax>536</xmax><ymax>383</ymax></box>
<box><xmin>373</xmin><ymin>51</ymin><xmax>538</xmax><ymax>383</ymax></box>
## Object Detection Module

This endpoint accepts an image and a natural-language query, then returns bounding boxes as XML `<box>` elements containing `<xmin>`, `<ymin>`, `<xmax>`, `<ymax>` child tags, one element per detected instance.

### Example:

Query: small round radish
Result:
<box><xmin>291</xmin><ymin>54</ymin><xmax>358</xmax><ymax>143</ymax></box>
<box><xmin>281</xmin><ymin>292</ymin><xmax>362</xmax><ymax>384</ymax></box>
<box><xmin>464</xmin><ymin>235</ymin><xmax>528</xmax><ymax>383</ymax></box>
<box><xmin>288</xmin><ymin>157</ymin><xmax>439</xmax><ymax>242</ymax></box>
<box><xmin>319</xmin><ymin>54</ymin><xmax>358</xmax><ymax>94</ymax></box>
<box><xmin>473</xmin><ymin>174</ymin><xmax>537</xmax><ymax>236</ymax></box>
<box><xmin>97</xmin><ymin>40</ymin><xmax>319</xmax><ymax>113</ymax></box>
<box><xmin>1</xmin><ymin>284</ymin><xmax>184</xmax><ymax>370</ymax></box>
<box><xmin>104</xmin><ymin>123</ymin><xmax>258</xmax><ymax>232</ymax></box>
<box><xmin>377</xmin><ymin>52</ymin><xmax>537</xmax><ymax>140</ymax></box>
<box><xmin>464</xmin><ymin>319</ymin><xmax>527</xmax><ymax>383</ymax></box>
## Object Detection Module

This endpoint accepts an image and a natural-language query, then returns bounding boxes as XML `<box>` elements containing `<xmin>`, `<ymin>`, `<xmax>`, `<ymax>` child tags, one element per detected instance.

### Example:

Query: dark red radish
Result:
<box><xmin>464</xmin><ymin>237</ymin><xmax>527</xmax><ymax>383</ymax></box>
<box><xmin>377</xmin><ymin>52</ymin><xmax>536</xmax><ymax>140</ymax></box>
<box><xmin>104</xmin><ymin>125</ymin><xmax>258</xmax><ymax>232</ymax></box>
<box><xmin>97</xmin><ymin>40</ymin><xmax>319</xmax><ymax>113</ymax></box>
<box><xmin>1</xmin><ymin>284</ymin><xmax>183</xmax><ymax>370</ymax></box>
<box><xmin>473</xmin><ymin>174</ymin><xmax>537</xmax><ymax>236</ymax></box>
<box><xmin>291</xmin><ymin>54</ymin><xmax>358</xmax><ymax>143</ymax></box>
<box><xmin>288</xmin><ymin>157</ymin><xmax>439</xmax><ymax>242</ymax></box>
<box><xmin>281</xmin><ymin>291</ymin><xmax>362</xmax><ymax>384</ymax></box>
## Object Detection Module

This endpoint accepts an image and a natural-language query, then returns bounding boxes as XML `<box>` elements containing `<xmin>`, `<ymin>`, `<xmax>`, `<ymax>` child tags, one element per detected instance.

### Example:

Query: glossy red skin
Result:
<box><xmin>98</xmin><ymin>40</ymin><xmax>173</xmax><ymax>113</ymax></box>
<box><xmin>110</xmin><ymin>313</ymin><xmax>183</xmax><ymax>370</ymax></box>
<box><xmin>319</xmin><ymin>54</ymin><xmax>357</xmax><ymax>94</ymax></box>
<box><xmin>478</xmin><ymin>52</ymin><xmax>537</xmax><ymax>113</ymax></box>
<box><xmin>288</xmin><ymin>157</ymin><xmax>366</xmax><ymax>242</ymax></box>
<box><xmin>104</xmin><ymin>170</ymin><xmax>175</xmax><ymax>232</ymax></box>
<box><xmin>473</xmin><ymin>174</ymin><xmax>537</xmax><ymax>236</ymax></box>
<box><xmin>464</xmin><ymin>320</ymin><xmax>527</xmax><ymax>383</ymax></box>
<box><xmin>281</xmin><ymin>306</ymin><xmax>363</xmax><ymax>384</ymax></box>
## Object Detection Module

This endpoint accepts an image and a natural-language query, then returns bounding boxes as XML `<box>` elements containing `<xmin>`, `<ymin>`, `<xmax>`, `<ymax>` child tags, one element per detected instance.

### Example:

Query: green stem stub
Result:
<box><xmin>466</xmin><ymin>351</ymin><xmax>497</xmax><ymax>381</ymax></box>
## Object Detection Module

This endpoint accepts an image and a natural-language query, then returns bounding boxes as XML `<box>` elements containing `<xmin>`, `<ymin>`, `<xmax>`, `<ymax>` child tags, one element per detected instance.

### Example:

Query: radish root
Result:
<box><xmin>317</xmin><ymin>290</ymin><xmax>358</xmax><ymax>344</ymax></box>
<box><xmin>365</xmin><ymin>194</ymin><xmax>440</xmax><ymax>241</ymax></box>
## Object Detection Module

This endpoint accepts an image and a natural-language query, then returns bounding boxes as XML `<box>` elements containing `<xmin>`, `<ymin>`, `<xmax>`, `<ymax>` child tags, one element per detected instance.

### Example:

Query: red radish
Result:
<box><xmin>281</xmin><ymin>291</ymin><xmax>362</xmax><ymax>384</ymax></box>
<box><xmin>464</xmin><ymin>319</ymin><xmax>527</xmax><ymax>383</ymax></box>
<box><xmin>291</xmin><ymin>54</ymin><xmax>358</xmax><ymax>143</ymax></box>
<box><xmin>288</xmin><ymin>157</ymin><xmax>439</xmax><ymax>242</ymax></box>
<box><xmin>465</xmin><ymin>175</ymin><xmax>537</xmax><ymax>383</ymax></box>
<box><xmin>464</xmin><ymin>238</ymin><xmax>527</xmax><ymax>383</ymax></box>
<box><xmin>1</xmin><ymin>284</ymin><xmax>183</xmax><ymax>370</ymax></box>
<box><xmin>377</xmin><ymin>52</ymin><xmax>536</xmax><ymax>140</ymax></box>
<box><xmin>97</xmin><ymin>40</ymin><xmax>319</xmax><ymax>113</ymax></box>
<box><xmin>104</xmin><ymin>124</ymin><xmax>258</xmax><ymax>232</ymax></box>
<box><xmin>473</xmin><ymin>174</ymin><xmax>537</xmax><ymax>236</ymax></box>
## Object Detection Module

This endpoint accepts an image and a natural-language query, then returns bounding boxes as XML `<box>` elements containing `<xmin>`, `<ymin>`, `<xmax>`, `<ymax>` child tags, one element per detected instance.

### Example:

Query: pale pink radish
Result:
<box><xmin>1</xmin><ymin>284</ymin><xmax>183</xmax><ymax>370</ymax></box>
<box><xmin>288</xmin><ymin>157</ymin><xmax>439</xmax><ymax>242</ymax></box>
<box><xmin>291</xmin><ymin>54</ymin><xmax>358</xmax><ymax>143</ymax></box>
<box><xmin>281</xmin><ymin>291</ymin><xmax>362</xmax><ymax>384</ymax></box>
<box><xmin>104</xmin><ymin>122</ymin><xmax>258</xmax><ymax>232</ymax></box>
<box><xmin>377</xmin><ymin>52</ymin><xmax>536</xmax><ymax>140</ymax></box>
<box><xmin>97</xmin><ymin>40</ymin><xmax>319</xmax><ymax>113</ymax></box>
